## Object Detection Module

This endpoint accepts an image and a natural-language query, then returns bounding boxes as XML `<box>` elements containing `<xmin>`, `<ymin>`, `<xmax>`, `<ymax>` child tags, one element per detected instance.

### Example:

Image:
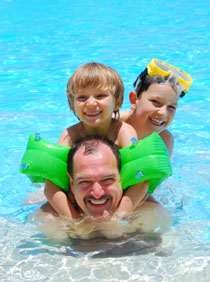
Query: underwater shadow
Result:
<box><xmin>17</xmin><ymin>232</ymin><xmax>171</xmax><ymax>259</ymax></box>
<box><xmin>65</xmin><ymin>232</ymin><xmax>167</xmax><ymax>258</ymax></box>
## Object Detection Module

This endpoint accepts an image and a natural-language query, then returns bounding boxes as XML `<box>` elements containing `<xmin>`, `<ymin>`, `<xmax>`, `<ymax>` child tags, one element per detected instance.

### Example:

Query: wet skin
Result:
<box><xmin>70</xmin><ymin>142</ymin><xmax>123</xmax><ymax>218</ymax></box>
<box><xmin>72</xmin><ymin>87</ymin><xmax>119</xmax><ymax>132</ymax></box>
<box><xmin>129</xmin><ymin>83</ymin><xmax>178</xmax><ymax>139</ymax></box>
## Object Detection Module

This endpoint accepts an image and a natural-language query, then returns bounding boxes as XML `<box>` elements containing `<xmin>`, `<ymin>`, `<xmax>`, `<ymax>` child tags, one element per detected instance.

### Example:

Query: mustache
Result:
<box><xmin>85</xmin><ymin>195</ymin><xmax>112</xmax><ymax>201</ymax></box>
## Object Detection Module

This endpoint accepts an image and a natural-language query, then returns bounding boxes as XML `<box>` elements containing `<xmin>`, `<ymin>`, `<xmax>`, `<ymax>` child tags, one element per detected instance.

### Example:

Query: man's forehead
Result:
<box><xmin>73</xmin><ymin>142</ymin><xmax>118</xmax><ymax>175</ymax></box>
<box><xmin>76</xmin><ymin>141</ymin><xmax>113</xmax><ymax>158</ymax></box>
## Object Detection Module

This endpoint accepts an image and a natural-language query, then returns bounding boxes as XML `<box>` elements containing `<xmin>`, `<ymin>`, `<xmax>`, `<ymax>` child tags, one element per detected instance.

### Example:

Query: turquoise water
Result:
<box><xmin>0</xmin><ymin>0</ymin><xmax>210</xmax><ymax>281</ymax></box>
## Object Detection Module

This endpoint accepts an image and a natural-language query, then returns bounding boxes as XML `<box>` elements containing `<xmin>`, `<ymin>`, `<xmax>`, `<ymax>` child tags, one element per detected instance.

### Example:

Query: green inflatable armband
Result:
<box><xmin>20</xmin><ymin>133</ymin><xmax>70</xmax><ymax>192</ymax></box>
<box><xmin>20</xmin><ymin>133</ymin><xmax>172</xmax><ymax>193</ymax></box>
<box><xmin>120</xmin><ymin>133</ymin><xmax>171</xmax><ymax>193</ymax></box>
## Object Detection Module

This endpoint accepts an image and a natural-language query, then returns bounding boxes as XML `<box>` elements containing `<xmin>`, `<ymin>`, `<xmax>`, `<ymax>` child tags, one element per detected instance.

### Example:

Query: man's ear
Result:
<box><xmin>68</xmin><ymin>172</ymin><xmax>74</xmax><ymax>194</ymax></box>
<box><xmin>129</xmin><ymin>91</ymin><xmax>138</xmax><ymax>109</ymax></box>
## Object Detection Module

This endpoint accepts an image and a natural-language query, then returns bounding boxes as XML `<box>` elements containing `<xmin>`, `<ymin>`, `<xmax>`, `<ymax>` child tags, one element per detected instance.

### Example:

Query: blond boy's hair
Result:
<box><xmin>66</xmin><ymin>62</ymin><xmax>124</xmax><ymax>112</ymax></box>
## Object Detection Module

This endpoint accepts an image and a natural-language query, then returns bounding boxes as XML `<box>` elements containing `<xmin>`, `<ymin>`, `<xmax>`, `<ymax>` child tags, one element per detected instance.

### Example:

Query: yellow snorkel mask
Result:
<box><xmin>134</xmin><ymin>58</ymin><xmax>193</xmax><ymax>97</ymax></box>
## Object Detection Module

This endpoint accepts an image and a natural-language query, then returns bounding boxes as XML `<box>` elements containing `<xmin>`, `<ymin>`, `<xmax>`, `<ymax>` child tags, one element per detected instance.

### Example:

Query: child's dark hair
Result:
<box><xmin>134</xmin><ymin>74</ymin><xmax>185</xmax><ymax>98</ymax></box>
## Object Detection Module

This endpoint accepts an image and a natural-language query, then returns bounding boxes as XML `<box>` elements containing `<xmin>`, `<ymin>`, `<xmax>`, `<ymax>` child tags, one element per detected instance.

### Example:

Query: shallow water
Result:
<box><xmin>0</xmin><ymin>0</ymin><xmax>210</xmax><ymax>281</ymax></box>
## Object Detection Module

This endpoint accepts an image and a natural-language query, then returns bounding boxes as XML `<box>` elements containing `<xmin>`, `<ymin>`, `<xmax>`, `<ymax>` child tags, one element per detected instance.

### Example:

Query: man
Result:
<box><xmin>36</xmin><ymin>136</ymin><xmax>171</xmax><ymax>240</ymax></box>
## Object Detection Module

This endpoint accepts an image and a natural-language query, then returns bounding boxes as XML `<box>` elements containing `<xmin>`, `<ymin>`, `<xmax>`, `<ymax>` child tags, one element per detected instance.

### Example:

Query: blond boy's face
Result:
<box><xmin>130</xmin><ymin>83</ymin><xmax>178</xmax><ymax>137</ymax></box>
<box><xmin>72</xmin><ymin>87</ymin><xmax>118</xmax><ymax>129</ymax></box>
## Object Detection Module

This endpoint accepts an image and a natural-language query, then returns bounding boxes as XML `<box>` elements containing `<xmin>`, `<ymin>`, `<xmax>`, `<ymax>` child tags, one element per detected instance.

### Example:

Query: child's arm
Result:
<box><xmin>44</xmin><ymin>179</ymin><xmax>79</xmax><ymax>218</ymax></box>
<box><xmin>117</xmin><ymin>181</ymin><xmax>149</xmax><ymax>214</ymax></box>
<box><xmin>44</xmin><ymin>128</ymin><xmax>78</xmax><ymax>218</ymax></box>
<box><xmin>117</xmin><ymin>121</ymin><xmax>138</xmax><ymax>148</ymax></box>
<box><xmin>118</xmin><ymin>110</ymin><xmax>130</xmax><ymax>122</ymax></box>
<box><xmin>159</xmin><ymin>129</ymin><xmax>174</xmax><ymax>158</ymax></box>
<box><xmin>115</xmin><ymin>122</ymin><xmax>149</xmax><ymax>214</ymax></box>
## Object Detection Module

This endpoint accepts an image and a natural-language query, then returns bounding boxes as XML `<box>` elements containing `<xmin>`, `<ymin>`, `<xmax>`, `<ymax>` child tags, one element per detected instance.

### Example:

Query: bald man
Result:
<box><xmin>36</xmin><ymin>136</ymin><xmax>171</xmax><ymax>240</ymax></box>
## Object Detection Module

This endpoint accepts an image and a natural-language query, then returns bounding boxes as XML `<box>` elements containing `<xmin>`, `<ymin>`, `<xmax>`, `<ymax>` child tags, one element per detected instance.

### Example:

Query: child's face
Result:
<box><xmin>130</xmin><ymin>83</ymin><xmax>178</xmax><ymax>135</ymax></box>
<box><xmin>72</xmin><ymin>87</ymin><xmax>118</xmax><ymax>128</ymax></box>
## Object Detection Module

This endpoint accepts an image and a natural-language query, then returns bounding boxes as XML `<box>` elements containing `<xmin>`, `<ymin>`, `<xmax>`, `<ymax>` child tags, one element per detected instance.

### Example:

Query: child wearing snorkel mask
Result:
<box><xmin>120</xmin><ymin>59</ymin><xmax>193</xmax><ymax>157</ymax></box>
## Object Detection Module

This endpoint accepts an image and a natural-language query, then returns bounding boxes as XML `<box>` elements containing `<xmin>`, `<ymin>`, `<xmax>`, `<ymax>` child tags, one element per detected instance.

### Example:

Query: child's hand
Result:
<box><xmin>116</xmin><ymin>181</ymin><xmax>149</xmax><ymax>214</ymax></box>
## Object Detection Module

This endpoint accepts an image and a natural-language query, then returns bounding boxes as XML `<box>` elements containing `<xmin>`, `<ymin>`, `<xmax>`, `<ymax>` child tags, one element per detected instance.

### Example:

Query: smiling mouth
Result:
<box><xmin>150</xmin><ymin>117</ymin><xmax>165</xmax><ymax>126</ymax></box>
<box><xmin>88</xmin><ymin>198</ymin><xmax>107</xmax><ymax>205</ymax></box>
<box><xmin>85</xmin><ymin>196</ymin><xmax>112</xmax><ymax>217</ymax></box>
<box><xmin>85</xmin><ymin>195</ymin><xmax>111</xmax><ymax>208</ymax></box>
<box><xmin>84</xmin><ymin>112</ymin><xmax>101</xmax><ymax>117</ymax></box>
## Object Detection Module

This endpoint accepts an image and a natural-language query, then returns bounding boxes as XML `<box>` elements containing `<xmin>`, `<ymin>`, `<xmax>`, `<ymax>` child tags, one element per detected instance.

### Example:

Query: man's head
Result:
<box><xmin>67</xmin><ymin>136</ymin><xmax>122</xmax><ymax>217</ymax></box>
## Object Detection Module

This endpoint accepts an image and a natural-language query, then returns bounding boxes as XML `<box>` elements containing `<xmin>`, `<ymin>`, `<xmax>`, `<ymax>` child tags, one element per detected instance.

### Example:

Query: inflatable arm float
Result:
<box><xmin>20</xmin><ymin>132</ymin><xmax>172</xmax><ymax>194</ymax></box>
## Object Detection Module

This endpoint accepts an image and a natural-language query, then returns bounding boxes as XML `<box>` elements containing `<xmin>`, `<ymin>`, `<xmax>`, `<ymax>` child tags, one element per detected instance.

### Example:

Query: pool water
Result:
<box><xmin>0</xmin><ymin>0</ymin><xmax>210</xmax><ymax>281</ymax></box>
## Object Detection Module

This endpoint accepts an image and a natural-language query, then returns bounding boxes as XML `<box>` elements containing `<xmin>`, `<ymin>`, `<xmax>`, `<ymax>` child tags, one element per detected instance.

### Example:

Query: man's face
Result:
<box><xmin>70</xmin><ymin>143</ymin><xmax>122</xmax><ymax>217</ymax></box>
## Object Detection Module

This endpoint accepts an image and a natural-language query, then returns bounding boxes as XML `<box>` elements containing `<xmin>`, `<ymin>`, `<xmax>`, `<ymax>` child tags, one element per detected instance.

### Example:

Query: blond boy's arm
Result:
<box><xmin>117</xmin><ymin>121</ymin><xmax>138</xmax><ymax>148</ymax></box>
<box><xmin>44</xmin><ymin>179</ymin><xmax>79</xmax><ymax>218</ymax></box>
<box><xmin>116</xmin><ymin>181</ymin><xmax>149</xmax><ymax>214</ymax></box>
<box><xmin>159</xmin><ymin>129</ymin><xmax>174</xmax><ymax>158</ymax></box>
<box><xmin>116</xmin><ymin>122</ymin><xmax>148</xmax><ymax>214</ymax></box>
<box><xmin>44</xmin><ymin>129</ymin><xmax>79</xmax><ymax>218</ymax></box>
